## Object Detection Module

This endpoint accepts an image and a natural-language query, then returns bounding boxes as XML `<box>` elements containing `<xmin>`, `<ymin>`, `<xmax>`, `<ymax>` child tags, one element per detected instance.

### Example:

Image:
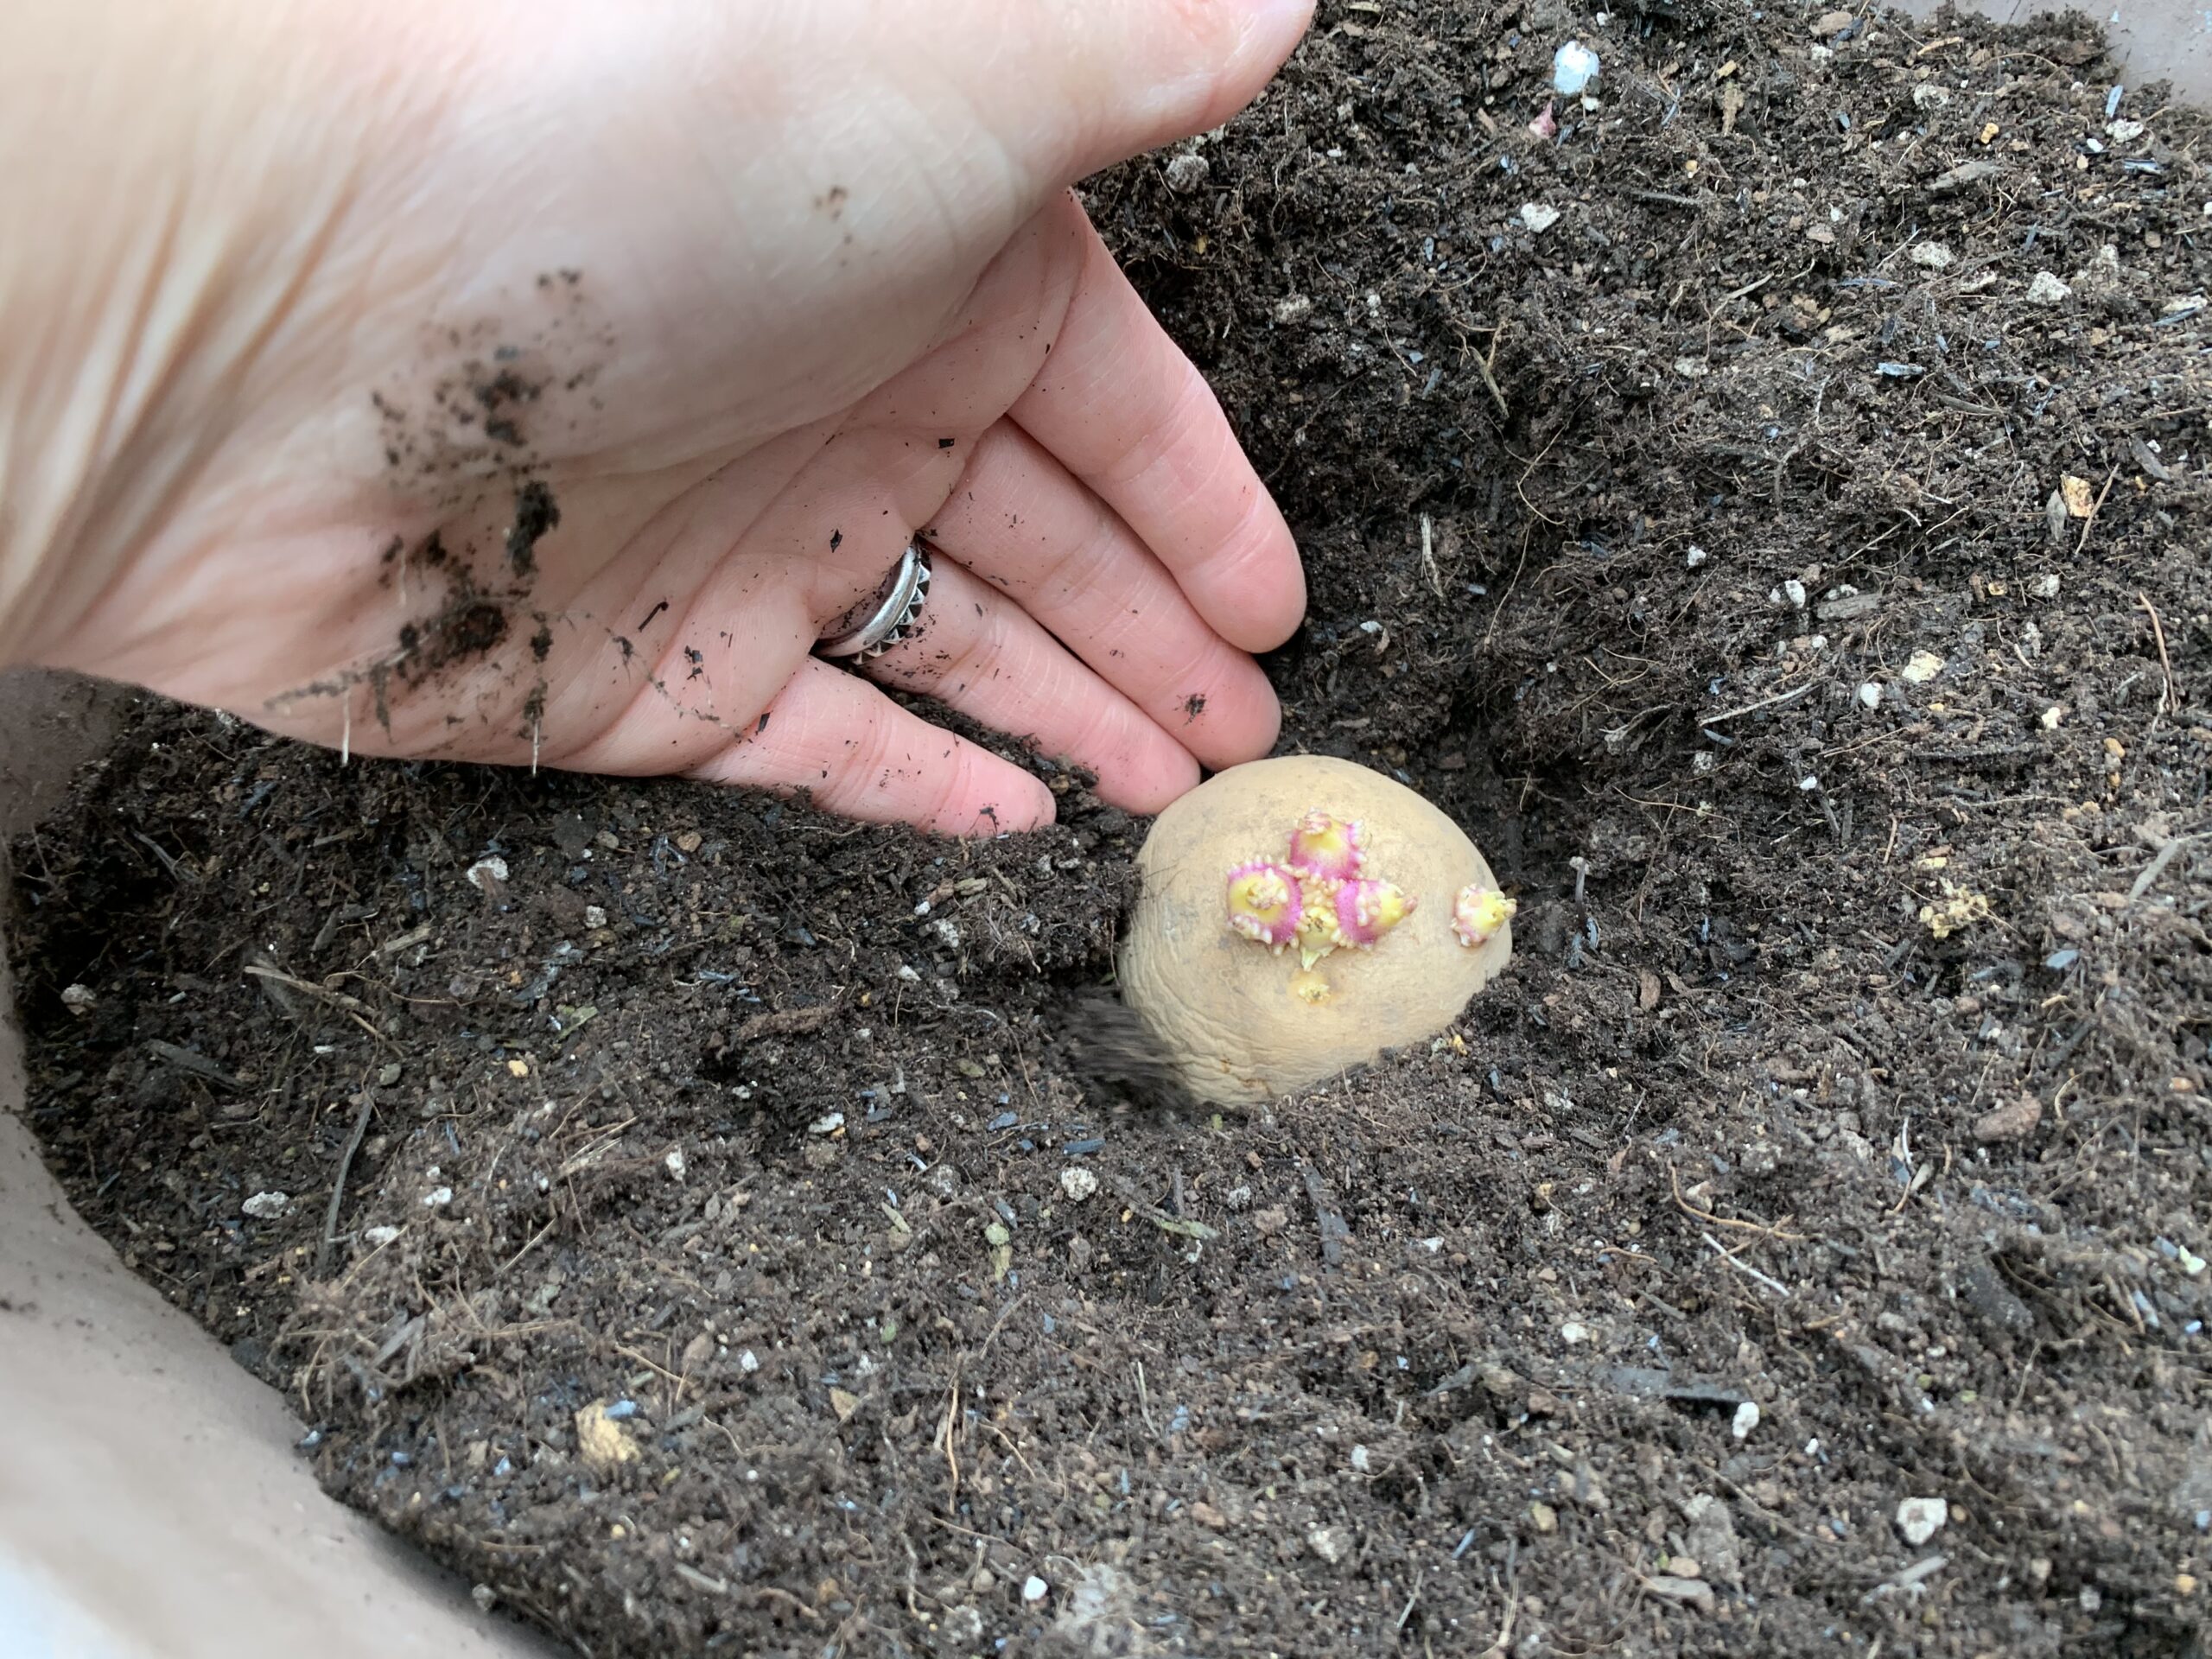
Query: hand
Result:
<box><xmin>0</xmin><ymin>0</ymin><xmax>1312</xmax><ymax>834</ymax></box>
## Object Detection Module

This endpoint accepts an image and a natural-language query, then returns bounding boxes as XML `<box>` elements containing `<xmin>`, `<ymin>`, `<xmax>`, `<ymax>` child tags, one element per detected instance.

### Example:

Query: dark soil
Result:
<box><xmin>12</xmin><ymin>2</ymin><xmax>2212</xmax><ymax>1655</ymax></box>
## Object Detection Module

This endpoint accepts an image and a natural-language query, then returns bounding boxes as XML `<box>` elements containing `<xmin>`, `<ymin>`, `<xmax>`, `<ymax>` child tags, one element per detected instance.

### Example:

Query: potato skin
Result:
<box><xmin>1118</xmin><ymin>755</ymin><xmax>1513</xmax><ymax>1105</ymax></box>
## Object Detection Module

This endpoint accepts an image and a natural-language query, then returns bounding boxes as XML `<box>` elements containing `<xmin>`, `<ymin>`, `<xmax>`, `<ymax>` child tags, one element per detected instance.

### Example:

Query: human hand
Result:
<box><xmin>0</xmin><ymin>0</ymin><xmax>1312</xmax><ymax>834</ymax></box>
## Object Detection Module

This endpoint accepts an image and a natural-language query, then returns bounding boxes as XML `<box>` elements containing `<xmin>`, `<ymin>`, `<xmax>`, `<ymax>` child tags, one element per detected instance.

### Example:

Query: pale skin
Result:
<box><xmin>0</xmin><ymin>0</ymin><xmax>1314</xmax><ymax>836</ymax></box>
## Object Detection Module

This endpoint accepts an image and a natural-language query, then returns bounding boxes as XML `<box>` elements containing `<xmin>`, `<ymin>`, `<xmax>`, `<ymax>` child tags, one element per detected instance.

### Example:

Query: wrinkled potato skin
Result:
<box><xmin>1119</xmin><ymin>756</ymin><xmax>1513</xmax><ymax>1105</ymax></box>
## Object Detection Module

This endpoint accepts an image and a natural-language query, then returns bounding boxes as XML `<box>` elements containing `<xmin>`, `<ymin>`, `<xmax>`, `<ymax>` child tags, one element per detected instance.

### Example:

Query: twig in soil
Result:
<box><xmin>982</xmin><ymin>1419</ymin><xmax>1039</xmax><ymax>1481</ymax></box>
<box><xmin>1698</xmin><ymin>1465</ymin><xmax>1826</xmax><ymax>1544</ymax></box>
<box><xmin>1701</xmin><ymin>1230</ymin><xmax>1791</xmax><ymax>1298</ymax></box>
<box><xmin>1299</xmin><ymin>1162</ymin><xmax>1351</xmax><ymax>1267</ymax></box>
<box><xmin>740</xmin><ymin>1585</ymin><xmax>822</xmax><ymax>1623</ymax></box>
<box><xmin>2072</xmin><ymin>464</ymin><xmax>2120</xmax><ymax>557</ymax></box>
<box><xmin>497</xmin><ymin>1218</ymin><xmax>556</xmax><ymax>1277</ymax></box>
<box><xmin>1475</xmin><ymin>326</ymin><xmax>1510</xmax><ymax>417</ymax></box>
<box><xmin>1395</xmin><ymin>1568</ymin><xmax>1425</xmax><ymax>1632</ymax></box>
<box><xmin>2138</xmin><ymin>592</ymin><xmax>2177</xmax><ymax>715</ymax></box>
<box><xmin>1134</xmin><ymin>1360</ymin><xmax>1159</xmax><ymax>1438</ymax></box>
<box><xmin>145</xmin><ymin>1039</ymin><xmax>244</xmax><ymax>1092</ymax></box>
<box><xmin>1887</xmin><ymin>1141</ymin><xmax>1949</xmax><ymax>1216</ymax></box>
<box><xmin>1106</xmin><ymin>1173</ymin><xmax>1218</xmax><ymax>1242</ymax></box>
<box><xmin>613</xmin><ymin>1344</ymin><xmax>685</xmax><ymax>1389</ymax></box>
<box><xmin>1479</xmin><ymin>527</ymin><xmax>1532</xmax><ymax>653</ymax></box>
<box><xmin>130</xmin><ymin>831</ymin><xmax>194</xmax><ymax>884</ymax></box>
<box><xmin>1863</xmin><ymin>1554</ymin><xmax>1948</xmax><ymax>1605</ymax></box>
<box><xmin>2127</xmin><ymin>832</ymin><xmax>2202</xmax><ymax>902</ymax></box>
<box><xmin>243</xmin><ymin>962</ymin><xmax>390</xmax><ymax>1046</ymax></box>
<box><xmin>313</xmin><ymin>1094</ymin><xmax>377</xmax><ymax>1280</ymax></box>
<box><xmin>1669</xmin><ymin>1165</ymin><xmax>1804</xmax><ymax>1240</ymax></box>
<box><xmin>937</xmin><ymin>1363</ymin><xmax>963</xmax><ymax>1507</ymax></box>
<box><xmin>1702</xmin><ymin>677</ymin><xmax>1817</xmax><ymax>724</ymax></box>
<box><xmin>1475</xmin><ymin>1540</ymin><xmax>1521</xmax><ymax>1659</ymax></box>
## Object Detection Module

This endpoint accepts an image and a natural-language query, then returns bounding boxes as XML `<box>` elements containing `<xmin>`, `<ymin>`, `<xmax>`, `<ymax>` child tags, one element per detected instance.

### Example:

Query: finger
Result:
<box><xmin>1010</xmin><ymin>205</ymin><xmax>1305</xmax><ymax>653</ymax></box>
<box><xmin>918</xmin><ymin>0</ymin><xmax>1315</xmax><ymax>193</ymax></box>
<box><xmin>866</xmin><ymin>556</ymin><xmax>1201</xmax><ymax>815</ymax></box>
<box><xmin>691</xmin><ymin>657</ymin><xmax>1055</xmax><ymax>837</ymax></box>
<box><xmin>924</xmin><ymin>419</ymin><xmax>1280</xmax><ymax>771</ymax></box>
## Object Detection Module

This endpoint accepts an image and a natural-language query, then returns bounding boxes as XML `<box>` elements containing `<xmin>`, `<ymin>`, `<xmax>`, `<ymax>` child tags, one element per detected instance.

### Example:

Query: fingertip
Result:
<box><xmin>1037</xmin><ymin>0</ymin><xmax>1315</xmax><ymax>185</ymax></box>
<box><xmin>943</xmin><ymin>759</ymin><xmax>1058</xmax><ymax>838</ymax></box>
<box><xmin>1243</xmin><ymin>678</ymin><xmax>1284</xmax><ymax>760</ymax></box>
<box><xmin>1189</xmin><ymin>0</ymin><xmax>1317</xmax><ymax>137</ymax></box>
<box><xmin>1169</xmin><ymin>660</ymin><xmax>1280</xmax><ymax>773</ymax></box>
<box><xmin>1200</xmin><ymin>508</ymin><xmax>1307</xmax><ymax>656</ymax></box>
<box><xmin>1106</xmin><ymin>742</ymin><xmax>1204</xmax><ymax>817</ymax></box>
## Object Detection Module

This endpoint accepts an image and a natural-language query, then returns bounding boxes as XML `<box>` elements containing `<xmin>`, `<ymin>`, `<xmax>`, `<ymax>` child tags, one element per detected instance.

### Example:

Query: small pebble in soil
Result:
<box><xmin>2041</xmin><ymin>706</ymin><xmax>2064</xmax><ymax>730</ymax></box>
<box><xmin>1521</xmin><ymin>202</ymin><xmax>1561</xmax><ymax>233</ymax></box>
<box><xmin>1060</xmin><ymin>1167</ymin><xmax>1099</xmax><ymax>1202</ymax></box>
<box><xmin>1645</xmin><ymin>1574</ymin><xmax>1715</xmax><ymax>1613</ymax></box>
<box><xmin>1857</xmin><ymin>682</ymin><xmax>1883</xmax><ymax>709</ymax></box>
<box><xmin>809</xmin><ymin>1112</ymin><xmax>844</xmax><ymax>1135</ymax></box>
<box><xmin>1163</xmin><ymin>152</ymin><xmax>1211</xmax><ymax>194</ymax></box>
<box><xmin>242</xmin><ymin>1191</ymin><xmax>290</xmax><ymax>1219</ymax></box>
<box><xmin>1684</xmin><ymin>544</ymin><xmax>1707</xmax><ymax>569</ymax></box>
<box><xmin>1022</xmin><ymin>1575</ymin><xmax>1049</xmax><ymax>1604</ymax></box>
<box><xmin>1560</xmin><ymin>1321</ymin><xmax>1591</xmax><ymax>1344</ymax></box>
<box><xmin>1896</xmin><ymin>1496</ymin><xmax>1949</xmax><ymax>1545</ymax></box>
<box><xmin>60</xmin><ymin>983</ymin><xmax>95</xmax><ymax>1016</ymax></box>
<box><xmin>664</xmin><ymin>1148</ymin><xmax>686</xmax><ymax>1181</ymax></box>
<box><xmin>583</xmin><ymin>906</ymin><xmax>607</xmax><ymax>929</ymax></box>
<box><xmin>739</xmin><ymin>1350</ymin><xmax>760</xmax><ymax>1374</ymax></box>
<box><xmin>2026</xmin><ymin>271</ymin><xmax>2073</xmax><ymax>304</ymax></box>
<box><xmin>1732</xmin><ymin>1400</ymin><xmax>1761</xmax><ymax>1440</ymax></box>
<box><xmin>1552</xmin><ymin>40</ymin><xmax>1599</xmax><ymax>96</ymax></box>
<box><xmin>1900</xmin><ymin>650</ymin><xmax>1945</xmax><ymax>683</ymax></box>
<box><xmin>422</xmin><ymin>1186</ymin><xmax>454</xmax><ymax>1208</ymax></box>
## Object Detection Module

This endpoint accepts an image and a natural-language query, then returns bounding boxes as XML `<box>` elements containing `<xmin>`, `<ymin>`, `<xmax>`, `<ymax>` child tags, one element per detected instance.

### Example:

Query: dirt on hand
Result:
<box><xmin>10</xmin><ymin>2</ymin><xmax>2212</xmax><ymax>1656</ymax></box>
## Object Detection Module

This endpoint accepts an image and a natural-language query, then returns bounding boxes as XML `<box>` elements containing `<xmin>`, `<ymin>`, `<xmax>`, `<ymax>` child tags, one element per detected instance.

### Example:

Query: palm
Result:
<box><xmin>29</xmin><ymin>2</ymin><xmax>1313</xmax><ymax>834</ymax></box>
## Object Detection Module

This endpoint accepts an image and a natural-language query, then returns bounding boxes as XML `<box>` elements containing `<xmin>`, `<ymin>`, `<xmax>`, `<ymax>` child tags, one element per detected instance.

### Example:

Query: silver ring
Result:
<box><xmin>815</xmin><ymin>542</ymin><xmax>932</xmax><ymax>662</ymax></box>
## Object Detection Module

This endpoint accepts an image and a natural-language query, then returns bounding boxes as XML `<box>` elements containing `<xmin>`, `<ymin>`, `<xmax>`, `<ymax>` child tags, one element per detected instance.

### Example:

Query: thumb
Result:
<box><xmin>928</xmin><ymin>0</ymin><xmax>1314</xmax><ymax>192</ymax></box>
